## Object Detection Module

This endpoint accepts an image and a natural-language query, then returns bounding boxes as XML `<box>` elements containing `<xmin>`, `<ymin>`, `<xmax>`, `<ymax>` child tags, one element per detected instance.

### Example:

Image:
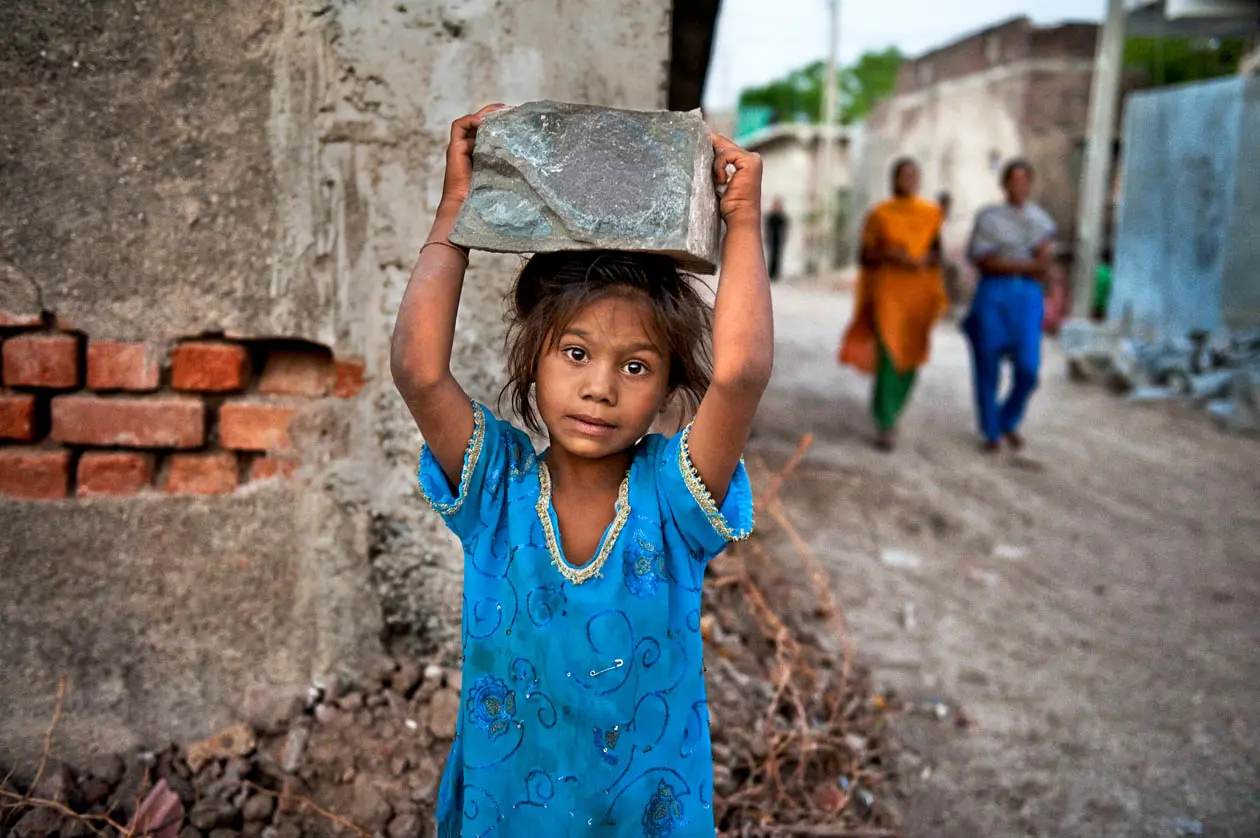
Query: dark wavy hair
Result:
<box><xmin>890</xmin><ymin>157</ymin><xmax>918</xmax><ymax>191</ymax></box>
<box><xmin>501</xmin><ymin>251</ymin><xmax>714</xmax><ymax>434</ymax></box>
<box><xmin>1002</xmin><ymin>158</ymin><xmax>1034</xmax><ymax>185</ymax></box>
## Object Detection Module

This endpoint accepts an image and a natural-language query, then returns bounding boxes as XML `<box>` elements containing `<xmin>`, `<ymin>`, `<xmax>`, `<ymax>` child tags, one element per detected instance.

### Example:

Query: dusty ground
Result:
<box><xmin>749</xmin><ymin>283</ymin><xmax>1260</xmax><ymax>838</ymax></box>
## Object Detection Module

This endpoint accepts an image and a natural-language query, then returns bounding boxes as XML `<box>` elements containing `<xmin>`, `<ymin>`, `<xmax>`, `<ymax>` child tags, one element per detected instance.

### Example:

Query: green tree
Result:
<box><xmin>840</xmin><ymin>47</ymin><xmax>904</xmax><ymax>122</ymax></box>
<box><xmin>1123</xmin><ymin>36</ymin><xmax>1247</xmax><ymax>86</ymax></box>
<box><xmin>737</xmin><ymin>47</ymin><xmax>904</xmax><ymax>126</ymax></box>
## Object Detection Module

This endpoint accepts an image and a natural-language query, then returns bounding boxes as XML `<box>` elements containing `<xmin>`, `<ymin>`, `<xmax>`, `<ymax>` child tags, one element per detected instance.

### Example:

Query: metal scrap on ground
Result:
<box><xmin>1062</xmin><ymin>321</ymin><xmax>1260</xmax><ymax>434</ymax></box>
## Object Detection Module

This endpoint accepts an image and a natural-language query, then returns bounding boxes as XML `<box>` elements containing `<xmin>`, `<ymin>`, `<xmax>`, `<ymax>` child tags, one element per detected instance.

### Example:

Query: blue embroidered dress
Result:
<box><xmin>417</xmin><ymin>404</ymin><xmax>754</xmax><ymax>837</ymax></box>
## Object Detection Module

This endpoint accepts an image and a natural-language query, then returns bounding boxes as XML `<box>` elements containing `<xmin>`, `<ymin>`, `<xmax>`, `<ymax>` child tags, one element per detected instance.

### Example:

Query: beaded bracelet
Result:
<box><xmin>420</xmin><ymin>239</ymin><xmax>470</xmax><ymax>263</ymax></box>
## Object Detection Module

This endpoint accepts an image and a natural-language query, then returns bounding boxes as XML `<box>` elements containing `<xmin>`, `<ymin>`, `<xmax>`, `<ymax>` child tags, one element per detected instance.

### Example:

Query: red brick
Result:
<box><xmin>0</xmin><ymin>392</ymin><xmax>37</xmax><ymax>441</ymax></box>
<box><xmin>87</xmin><ymin>341</ymin><xmax>161</xmax><ymax>391</ymax></box>
<box><xmin>0</xmin><ymin>448</ymin><xmax>70</xmax><ymax>500</ymax></box>
<box><xmin>78</xmin><ymin>452</ymin><xmax>152</xmax><ymax>497</ymax></box>
<box><xmin>2</xmin><ymin>333</ymin><xmax>80</xmax><ymax>388</ymax></box>
<box><xmin>0</xmin><ymin>309</ymin><xmax>42</xmax><ymax>327</ymax></box>
<box><xmin>333</xmin><ymin>357</ymin><xmax>367</xmax><ymax>398</ymax></box>
<box><xmin>170</xmin><ymin>341</ymin><xmax>249</xmax><ymax>392</ymax></box>
<box><xmin>258</xmin><ymin>348</ymin><xmax>334</xmax><ymax>397</ymax></box>
<box><xmin>250</xmin><ymin>455</ymin><xmax>298</xmax><ymax>481</ymax></box>
<box><xmin>52</xmin><ymin>396</ymin><xmax>205</xmax><ymax>449</ymax></box>
<box><xmin>219</xmin><ymin>401</ymin><xmax>296</xmax><ymax>451</ymax></box>
<box><xmin>165</xmin><ymin>452</ymin><xmax>238</xmax><ymax>495</ymax></box>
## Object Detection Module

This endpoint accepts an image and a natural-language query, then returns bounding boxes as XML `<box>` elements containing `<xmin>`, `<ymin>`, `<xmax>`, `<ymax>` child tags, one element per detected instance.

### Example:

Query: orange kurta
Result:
<box><xmin>839</xmin><ymin>197</ymin><xmax>948</xmax><ymax>375</ymax></box>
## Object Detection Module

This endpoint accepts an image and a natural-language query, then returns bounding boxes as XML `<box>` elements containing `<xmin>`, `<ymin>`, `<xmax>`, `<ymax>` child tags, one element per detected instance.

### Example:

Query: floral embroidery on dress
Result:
<box><xmin>624</xmin><ymin>529</ymin><xmax>666</xmax><ymax>599</ymax></box>
<box><xmin>466</xmin><ymin>675</ymin><xmax>517</xmax><ymax>741</ymax></box>
<box><xmin>591</xmin><ymin>725</ymin><xmax>622</xmax><ymax>765</ymax></box>
<box><xmin>642</xmin><ymin>780</ymin><xmax>686</xmax><ymax>836</ymax></box>
<box><xmin>505</xmin><ymin>434</ymin><xmax>536</xmax><ymax>481</ymax></box>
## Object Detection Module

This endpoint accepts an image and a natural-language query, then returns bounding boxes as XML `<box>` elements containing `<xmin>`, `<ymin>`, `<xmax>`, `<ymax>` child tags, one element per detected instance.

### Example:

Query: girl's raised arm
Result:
<box><xmin>390</xmin><ymin>105</ymin><xmax>504</xmax><ymax>486</ymax></box>
<box><xmin>686</xmin><ymin>134</ymin><xmax>775</xmax><ymax>505</ymax></box>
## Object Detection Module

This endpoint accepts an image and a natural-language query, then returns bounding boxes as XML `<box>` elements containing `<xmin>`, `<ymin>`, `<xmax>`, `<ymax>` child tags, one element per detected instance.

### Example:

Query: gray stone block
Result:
<box><xmin>450</xmin><ymin>101</ymin><xmax>720</xmax><ymax>273</ymax></box>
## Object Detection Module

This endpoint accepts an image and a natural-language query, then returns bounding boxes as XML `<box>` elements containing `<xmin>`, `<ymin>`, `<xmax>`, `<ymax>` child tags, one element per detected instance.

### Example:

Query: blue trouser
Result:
<box><xmin>962</xmin><ymin>277</ymin><xmax>1043</xmax><ymax>443</ymax></box>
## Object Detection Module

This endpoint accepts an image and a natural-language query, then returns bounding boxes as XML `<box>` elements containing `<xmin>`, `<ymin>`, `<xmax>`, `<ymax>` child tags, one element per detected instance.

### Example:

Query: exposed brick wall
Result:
<box><xmin>0</xmin><ymin>392</ymin><xmax>37</xmax><ymax>441</ymax></box>
<box><xmin>78</xmin><ymin>452</ymin><xmax>153</xmax><ymax>497</ymax></box>
<box><xmin>893</xmin><ymin>18</ymin><xmax>1097</xmax><ymax>97</ymax></box>
<box><xmin>87</xmin><ymin>341</ymin><xmax>162</xmax><ymax>392</ymax></box>
<box><xmin>2</xmin><ymin>333</ymin><xmax>81</xmax><ymax>389</ymax></box>
<box><xmin>0</xmin><ymin>317</ymin><xmax>366</xmax><ymax>500</ymax></box>
<box><xmin>171</xmin><ymin>342</ymin><xmax>251</xmax><ymax>392</ymax></box>
<box><xmin>1028</xmin><ymin>24</ymin><xmax>1097</xmax><ymax>61</ymax></box>
<box><xmin>894</xmin><ymin>18</ymin><xmax>1033</xmax><ymax>95</ymax></box>
<box><xmin>1023</xmin><ymin>68</ymin><xmax>1094</xmax><ymax>132</ymax></box>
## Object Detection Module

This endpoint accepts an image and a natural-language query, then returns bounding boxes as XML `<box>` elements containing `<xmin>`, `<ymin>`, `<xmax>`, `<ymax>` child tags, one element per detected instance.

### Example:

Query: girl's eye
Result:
<box><xmin>562</xmin><ymin>347</ymin><xmax>588</xmax><ymax>363</ymax></box>
<box><xmin>623</xmin><ymin>360</ymin><xmax>649</xmax><ymax>376</ymax></box>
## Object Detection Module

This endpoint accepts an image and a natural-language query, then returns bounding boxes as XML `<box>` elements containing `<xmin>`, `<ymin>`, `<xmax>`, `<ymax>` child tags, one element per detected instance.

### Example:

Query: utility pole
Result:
<box><xmin>1070</xmin><ymin>0</ymin><xmax>1127</xmax><ymax>318</ymax></box>
<box><xmin>813</xmin><ymin>0</ymin><xmax>841</xmax><ymax>274</ymax></box>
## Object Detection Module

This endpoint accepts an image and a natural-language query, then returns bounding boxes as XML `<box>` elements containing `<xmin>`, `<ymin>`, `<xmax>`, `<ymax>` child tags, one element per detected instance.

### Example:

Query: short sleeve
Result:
<box><xmin>416</xmin><ymin>402</ymin><xmax>517</xmax><ymax>541</ymax></box>
<box><xmin>1034</xmin><ymin>205</ymin><xmax>1057</xmax><ymax>245</ymax></box>
<box><xmin>967</xmin><ymin>207</ymin><xmax>1001</xmax><ymax>261</ymax></box>
<box><xmin>656</xmin><ymin>424</ymin><xmax>755</xmax><ymax>562</ymax></box>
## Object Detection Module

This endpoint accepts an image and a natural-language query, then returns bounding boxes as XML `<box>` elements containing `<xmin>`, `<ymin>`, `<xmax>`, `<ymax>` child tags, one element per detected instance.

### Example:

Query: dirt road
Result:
<box><xmin>748</xmin><ymin>284</ymin><xmax>1260</xmax><ymax>837</ymax></box>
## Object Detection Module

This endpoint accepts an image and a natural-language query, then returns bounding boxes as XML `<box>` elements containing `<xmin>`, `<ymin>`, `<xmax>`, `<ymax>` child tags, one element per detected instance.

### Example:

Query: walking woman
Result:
<box><xmin>963</xmin><ymin>159</ymin><xmax>1056</xmax><ymax>452</ymax></box>
<box><xmin>839</xmin><ymin>158</ymin><xmax>947</xmax><ymax>451</ymax></box>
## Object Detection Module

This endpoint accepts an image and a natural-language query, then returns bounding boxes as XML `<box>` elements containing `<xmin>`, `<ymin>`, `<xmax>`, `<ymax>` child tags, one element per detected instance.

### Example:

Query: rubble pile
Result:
<box><xmin>1</xmin><ymin>443</ymin><xmax>909</xmax><ymax>838</ymax></box>
<box><xmin>1</xmin><ymin>660</ymin><xmax>456</xmax><ymax>838</ymax></box>
<box><xmin>1064</xmin><ymin>323</ymin><xmax>1260</xmax><ymax>434</ymax></box>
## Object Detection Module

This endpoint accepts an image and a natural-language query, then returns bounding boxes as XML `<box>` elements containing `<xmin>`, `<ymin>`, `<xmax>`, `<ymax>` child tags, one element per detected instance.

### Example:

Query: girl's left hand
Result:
<box><xmin>712</xmin><ymin>133</ymin><xmax>763</xmax><ymax>225</ymax></box>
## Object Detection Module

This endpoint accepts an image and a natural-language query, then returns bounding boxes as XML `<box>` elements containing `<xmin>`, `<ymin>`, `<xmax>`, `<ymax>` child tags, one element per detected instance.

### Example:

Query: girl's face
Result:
<box><xmin>535</xmin><ymin>292</ymin><xmax>672</xmax><ymax>460</ymax></box>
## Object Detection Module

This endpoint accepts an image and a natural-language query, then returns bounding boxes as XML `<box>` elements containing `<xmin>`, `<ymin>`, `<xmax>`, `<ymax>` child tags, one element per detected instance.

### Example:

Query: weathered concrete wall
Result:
<box><xmin>1221</xmin><ymin>75</ymin><xmax>1260</xmax><ymax>330</ymax></box>
<box><xmin>0</xmin><ymin>0</ymin><xmax>672</xmax><ymax>767</ymax></box>
<box><xmin>748</xmin><ymin>128</ymin><xmax>855</xmax><ymax>278</ymax></box>
<box><xmin>760</xmin><ymin>141</ymin><xmax>816</xmax><ymax>278</ymax></box>
<box><xmin>1110</xmin><ymin>76</ymin><xmax>1260</xmax><ymax>341</ymax></box>
<box><xmin>0</xmin><ymin>3</ymin><xmax>301</xmax><ymax>345</ymax></box>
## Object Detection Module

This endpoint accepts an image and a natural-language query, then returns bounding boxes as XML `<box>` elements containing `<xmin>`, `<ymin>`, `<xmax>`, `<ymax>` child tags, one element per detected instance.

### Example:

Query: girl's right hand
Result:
<box><xmin>440</xmin><ymin>104</ymin><xmax>508</xmax><ymax>210</ymax></box>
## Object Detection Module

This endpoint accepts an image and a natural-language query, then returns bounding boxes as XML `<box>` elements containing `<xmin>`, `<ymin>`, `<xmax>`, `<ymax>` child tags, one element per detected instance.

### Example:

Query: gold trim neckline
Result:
<box><xmin>535</xmin><ymin>462</ymin><xmax>631</xmax><ymax>585</ymax></box>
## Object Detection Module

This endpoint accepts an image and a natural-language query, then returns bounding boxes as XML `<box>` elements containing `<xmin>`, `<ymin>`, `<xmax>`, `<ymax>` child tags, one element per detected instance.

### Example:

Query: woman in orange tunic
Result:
<box><xmin>839</xmin><ymin>158</ymin><xmax>948</xmax><ymax>450</ymax></box>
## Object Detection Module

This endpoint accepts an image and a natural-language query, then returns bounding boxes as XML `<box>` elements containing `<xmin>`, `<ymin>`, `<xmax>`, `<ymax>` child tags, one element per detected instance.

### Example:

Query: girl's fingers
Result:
<box><xmin>713</xmin><ymin>157</ymin><xmax>729</xmax><ymax>185</ymax></box>
<box><xmin>450</xmin><ymin>104</ymin><xmax>508</xmax><ymax>142</ymax></box>
<box><xmin>713</xmin><ymin>145</ymin><xmax>739</xmax><ymax>180</ymax></box>
<box><xmin>450</xmin><ymin>116</ymin><xmax>477</xmax><ymax>143</ymax></box>
<box><xmin>712</xmin><ymin>147</ymin><xmax>747</xmax><ymax>185</ymax></box>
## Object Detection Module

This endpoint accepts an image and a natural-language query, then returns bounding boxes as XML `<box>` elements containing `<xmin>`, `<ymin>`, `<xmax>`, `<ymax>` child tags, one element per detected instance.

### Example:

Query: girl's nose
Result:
<box><xmin>580</xmin><ymin>364</ymin><xmax>617</xmax><ymax>404</ymax></box>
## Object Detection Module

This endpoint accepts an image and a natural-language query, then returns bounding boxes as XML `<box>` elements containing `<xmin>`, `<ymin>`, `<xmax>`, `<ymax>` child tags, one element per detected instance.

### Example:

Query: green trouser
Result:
<box><xmin>872</xmin><ymin>337</ymin><xmax>917</xmax><ymax>432</ymax></box>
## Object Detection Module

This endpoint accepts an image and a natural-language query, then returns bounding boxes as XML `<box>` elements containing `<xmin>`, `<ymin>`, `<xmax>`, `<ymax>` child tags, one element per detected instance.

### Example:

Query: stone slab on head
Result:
<box><xmin>449</xmin><ymin>101</ymin><xmax>720</xmax><ymax>274</ymax></box>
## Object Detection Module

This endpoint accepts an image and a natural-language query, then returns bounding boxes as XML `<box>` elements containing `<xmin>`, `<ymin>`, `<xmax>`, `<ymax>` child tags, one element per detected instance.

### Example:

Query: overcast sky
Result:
<box><xmin>702</xmin><ymin>0</ymin><xmax>1107</xmax><ymax>110</ymax></box>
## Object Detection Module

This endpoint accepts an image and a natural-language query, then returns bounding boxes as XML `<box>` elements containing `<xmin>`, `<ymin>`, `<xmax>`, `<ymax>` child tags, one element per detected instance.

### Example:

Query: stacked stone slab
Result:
<box><xmin>450</xmin><ymin>101</ymin><xmax>721</xmax><ymax>274</ymax></box>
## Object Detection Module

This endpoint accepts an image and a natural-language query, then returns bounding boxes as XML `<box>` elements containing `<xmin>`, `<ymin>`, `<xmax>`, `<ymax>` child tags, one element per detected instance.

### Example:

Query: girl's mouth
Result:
<box><xmin>567</xmin><ymin>414</ymin><xmax>616</xmax><ymax>435</ymax></box>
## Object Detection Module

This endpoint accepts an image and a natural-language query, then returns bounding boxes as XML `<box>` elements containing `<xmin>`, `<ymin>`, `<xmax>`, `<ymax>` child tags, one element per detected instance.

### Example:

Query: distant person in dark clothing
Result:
<box><xmin>765</xmin><ymin>197</ymin><xmax>789</xmax><ymax>281</ymax></box>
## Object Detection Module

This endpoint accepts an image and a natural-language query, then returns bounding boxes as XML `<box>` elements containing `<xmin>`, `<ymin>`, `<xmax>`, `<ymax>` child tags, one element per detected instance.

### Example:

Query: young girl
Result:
<box><xmin>390</xmin><ymin>104</ymin><xmax>773</xmax><ymax>836</ymax></box>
